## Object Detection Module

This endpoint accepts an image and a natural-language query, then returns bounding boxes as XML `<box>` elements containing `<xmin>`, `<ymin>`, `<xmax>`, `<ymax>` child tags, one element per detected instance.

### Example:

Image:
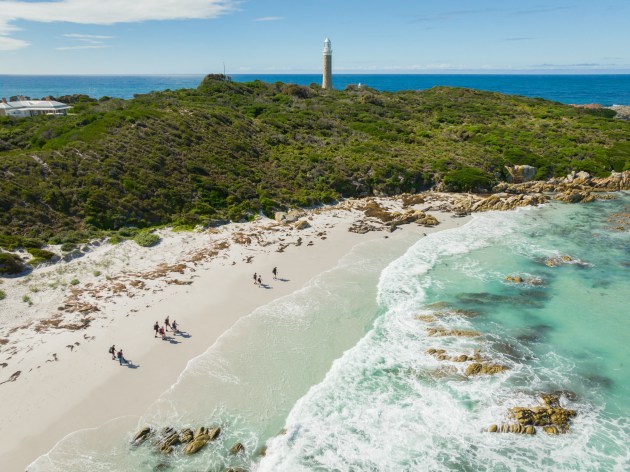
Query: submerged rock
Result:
<box><xmin>426</xmin><ymin>327</ymin><xmax>480</xmax><ymax>338</ymax></box>
<box><xmin>229</xmin><ymin>442</ymin><xmax>245</xmax><ymax>455</ymax></box>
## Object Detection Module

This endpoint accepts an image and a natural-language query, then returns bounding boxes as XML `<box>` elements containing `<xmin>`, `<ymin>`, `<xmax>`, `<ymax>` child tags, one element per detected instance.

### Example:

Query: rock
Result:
<box><xmin>544</xmin><ymin>425</ymin><xmax>559</xmax><ymax>435</ymax></box>
<box><xmin>454</xmin><ymin>355</ymin><xmax>469</xmax><ymax>362</ymax></box>
<box><xmin>555</xmin><ymin>190</ymin><xmax>595</xmax><ymax>203</ymax></box>
<box><xmin>229</xmin><ymin>442</ymin><xmax>245</xmax><ymax>455</ymax></box>
<box><xmin>208</xmin><ymin>426</ymin><xmax>221</xmax><ymax>440</ymax></box>
<box><xmin>180</xmin><ymin>428</ymin><xmax>194</xmax><ymax>443</ymax></box>
<box><xmin>131</xmin><ymin>426</ymin><xmax>153</xmax><ymax>445</ymax></box>
<box><xmin>157</xmin><ymin>431</ymin><xmax>180</xmax><ymax>453</ymax></box>
<box><xmin>506</xmin><ymin>275</ymin><xmax>524</xmax><ymax>283</ymax></box>
<box><xmin>194</xmin><ymin>426</ymin><xmax>208</xmax><ymax>438</ymax></box>
<box><xmin>488</xmin><ymin>424</ymin><xmax>498</xmax><ymax>433</ymax></box>
<box><xmin>286</xmin><ymin>210</ymin><xmax>304</xmax><ymax>223</ymax></box>
<box><xmin>465</xmin><ymin>362</ymin><xmax>508</xmax><ymax>376</ymax></box>
<box><xmin>184</xmin><ymin>434</ymin><xmax>210</xmax><ymax>454</ymax></box>
<box><xmin>426</xmin><ymin>328</ymin><xmax>480</xmax><ymax>338</ymax></box>
<box><xmin>274</xmin><ymin>212</ymin><xmax>287</xmax><ymax>223</ymax></box>
<box><xmin>506</xmin><ymin>165</ymin><xmax>537</xmax><ymax>183</ymax></box>
<box><xmin>525</xmin><ymin>425</ymin><xmax>536</xmax><ymax>435</ymax></box>
<box><xmin>293</xmin><ymin>219</ymin><xmax>310</xmax><ymax>230</ymax></box>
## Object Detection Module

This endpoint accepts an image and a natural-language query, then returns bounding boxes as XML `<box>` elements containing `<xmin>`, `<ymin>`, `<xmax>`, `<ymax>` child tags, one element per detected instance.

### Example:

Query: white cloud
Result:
<box><xmin>0</xmin><ymin>35</ymin><xmax>28</xmax><ymax>50</ymax></box>
<box><xmin>253</xmin><ymin>16</ymin><xmax>282</xmax><ymax>22</ymax></box>
<box><xmin>0</xmin><ymin>0</ymin><xmax>238</xmax><ymax>50</ymax></box>
<box><xmin>56</xmin><ymin>44</ymin><xmax>109</xmax><ymax>50</ymax></box>
<box><xmin>63</xmin><ymin>33</ymin><xmax>114</xmax><ymax>39</ymax></box>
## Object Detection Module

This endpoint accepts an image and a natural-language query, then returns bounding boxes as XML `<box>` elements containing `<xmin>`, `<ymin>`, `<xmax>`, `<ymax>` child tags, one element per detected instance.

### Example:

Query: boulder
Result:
<box><xmin>131</xmin><ymin>427</ymin><xmax>153</xmax><ymax>446</ymax></box>
<box><xmin>286</xmin><ymin>210</ymin><xmax>305</xmax><ymax>223</ymax></box>
<box><xmin>293</xmin><ymin>219</ymin><xmax>310</xmax><ymax>230</ymax></box>
<box><xmin>208</xmin><ymin>426</ymin><xmax>221</xmax><ymax>440</ymax></box>
<box><xmin>505</xmin><ymin>165</ymin><xmax>537</xmax><ymax>183</ymax></box>
<box><xmin>184</xmin><ymin>433</ymin><xmax>211</xmax><ymax>454</ymax></box>
<box><xmin>274</xmin><ymin>212</ymin><xmax>287</xmax><ymax>223</ymax></box>
<box><xmin>180</xmin><ymin>428</ymin><xmax>194</xmax><ymax>443</ymax></box>
<box><xmin>488</xmin><ymin>424</ymin><xmax>498</xmax><ymax>433</ymax></box>
<box><xmin>229</xmin><ymin>442</ymin><xmax>245</xmax><ymax>455</ymax></box>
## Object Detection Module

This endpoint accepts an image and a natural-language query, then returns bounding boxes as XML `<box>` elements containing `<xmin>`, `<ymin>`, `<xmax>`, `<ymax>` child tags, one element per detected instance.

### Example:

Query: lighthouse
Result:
<box><xmin>322</xmin><ymin>38</ymin><xmax>333</xmax><ymax>90</ymax></box>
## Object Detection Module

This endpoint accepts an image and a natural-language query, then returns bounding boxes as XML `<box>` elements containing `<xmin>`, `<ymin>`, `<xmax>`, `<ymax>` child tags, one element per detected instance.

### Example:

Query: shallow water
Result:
<box><xmin>30</xmin><ymin>196</ymin><xmax>630</xmax><ymax>471</ymax></box>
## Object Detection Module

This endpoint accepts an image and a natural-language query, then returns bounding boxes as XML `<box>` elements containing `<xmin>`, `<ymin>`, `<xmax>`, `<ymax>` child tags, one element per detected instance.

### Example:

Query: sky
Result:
<box><xmin>0</xmin><ymin>0</ymin><xmax>629</xmax><ymax>75</ymax></box>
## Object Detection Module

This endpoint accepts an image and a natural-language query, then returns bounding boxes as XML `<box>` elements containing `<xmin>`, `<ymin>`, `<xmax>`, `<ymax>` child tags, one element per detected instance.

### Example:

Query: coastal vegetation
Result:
<box><xmin>1</xmin><ymin>75</ymin><xmax>629</xmax><ymax>247</ymax></box>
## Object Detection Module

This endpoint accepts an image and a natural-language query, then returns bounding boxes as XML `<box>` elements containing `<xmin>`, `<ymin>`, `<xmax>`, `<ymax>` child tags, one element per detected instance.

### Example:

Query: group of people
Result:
<box><xmin>110</xmin><ymin>269</ymin><xmax>280</xmax><ymax>366</ymax></box>
<box><xmin>108</xmin><ymin>345</ymin><xmax>127</xmax><ymax>365</ymax></box>
<box><xmin>253</xmin><ymin>267</ymin><xmax>278</xmax><ymax>287</ymax></box>
<box><xmin>154</xmin><ymin>315</ymin><xmax>179</xmax><ymax>340</ymax></box>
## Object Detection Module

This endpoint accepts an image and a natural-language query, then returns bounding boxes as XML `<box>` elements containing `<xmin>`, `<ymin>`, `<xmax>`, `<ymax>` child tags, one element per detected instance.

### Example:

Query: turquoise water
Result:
<box><xmin>2</xmin><ymin>74</ymin><xmax>630</xmax><ymax>105</ymax></box>
<box><xmin>29</xmin><ymin>197</ymin><xmax>630</xmax><ymax>471</ymax></box>
<box><xmin>260</xmin><ymin>196</ymin><xmax>630</xmax><ymax>471</ymax></box>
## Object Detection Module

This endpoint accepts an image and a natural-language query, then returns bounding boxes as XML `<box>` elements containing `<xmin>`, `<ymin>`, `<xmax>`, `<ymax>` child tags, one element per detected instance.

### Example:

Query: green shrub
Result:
<box><xmin>0</xmin><ymin>289</ymin><xmax>6</xmax><ymax>300</ymax></box>
<box><xmin>70</xmin><ymin>278</ymin><xmax>80</xmax><ymax>285</ymax></box>
<box><xmin>60</xmin><ymin>242</ymin><xmax>76</xmax><ymax>252</ymax></box>
<box><xmin>134</xmin><ymin>232</ymin><xmax>160</xmax><ymax>247</ymax></box>
<box><xmin>28</xmin><ymin>257</ymin><xmax>48</xmax><ymax>267</ymax></box>
<box><xmin>443</xmin><ymin>167</ymin><xmax>494</xmax><ymax>192</ymax></box>
<box><xmin>0</xmin><ymin>253</ymin><xmax>26</xmax><ymax>275</ymax></box>
<box><xmin>27</xmin><ymin>248</ymin><xmax>56</xmax><ymax>260</ymax></box>
<box><xmin>22</xmin><ymin>294</ymin><xmax>32</xmax><ymax>305</ymax></box>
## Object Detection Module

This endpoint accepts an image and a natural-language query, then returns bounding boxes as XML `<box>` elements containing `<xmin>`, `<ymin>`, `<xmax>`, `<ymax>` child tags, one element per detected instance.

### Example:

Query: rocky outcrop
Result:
<box><xmin>465</xmin><ymin>362</ymin><xmax>508</xmax><ymax>376</ymax></box>
<box><xmin>426</xmin><ymin>327</ymin><xmax>480</xmax><ymax>338</ymax></box>
<box><xmin>543</xmin><ymin>255</ymin><xmax>576</xmax><ymax>267</ymax></box>
<box><xmin>488</xmin><ymin>392</ymin><xmax>577</xmax><ymax>436</ymax></box>
<box><xmin>184</xmin><ymin>426</ymin><xmax>221</xmax><ymax>455</ymax></box>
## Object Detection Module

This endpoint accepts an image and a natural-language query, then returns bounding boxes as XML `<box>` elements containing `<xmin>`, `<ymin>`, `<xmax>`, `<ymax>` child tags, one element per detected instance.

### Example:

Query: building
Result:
<box><xmin>0</xmin><ymin>96</ymin><xmax>72</xmax><ymax>118</ymax></box>
<box><xmin>322</xmin><ymin>38</ymin><xmax>333</xmax><ymax>90</ymax></box>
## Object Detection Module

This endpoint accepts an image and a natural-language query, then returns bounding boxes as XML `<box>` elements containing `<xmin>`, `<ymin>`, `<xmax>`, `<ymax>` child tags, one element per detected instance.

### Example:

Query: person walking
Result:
<box><xmin>117</xmin><ymin>349</ymin><xmax>126</xmax><ymax>365</ymax></box>
<box><xmin>154</xmin><ymin>321</ymin><xmax>159</xmax><ymax>338</ymax></box>
<box><xmin>109</xmin><ymin>345</ymin><xmax>116</xmax><ymax>360</ymax></box>
<box><xmin>165</xmin><ymin>315</ymin><xmax>171</xmax><ymax>332</ymax></box>
<box><xmin>253</xmin><ymin>272</ymin><xmax>258</xmax><ymax>285</ymax></box>
<box><xmin>257</xmin><ymin>275</ymin><xmax>262</xmax><ymax>286</ymax></box>
<box><xmin>172</xmin><ymin>320</ymin><xmax>179</xmax><ymax>334</ymax></box>
<box><xmin>272</xmin><ymin>267</ymin><xmax>278</xmax><ymax>279</ymax></box>
<box><xmin>159</xmin><ymin>326</ymin><xmax>166</xmax><ymax>340</ymax></box>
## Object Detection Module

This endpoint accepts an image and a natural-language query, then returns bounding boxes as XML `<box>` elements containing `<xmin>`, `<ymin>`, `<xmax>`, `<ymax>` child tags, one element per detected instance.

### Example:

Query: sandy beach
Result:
<box><xmin>0</xmin><ymin>196</ymin><xmax>471</xmax><ymax>471</ymax></box>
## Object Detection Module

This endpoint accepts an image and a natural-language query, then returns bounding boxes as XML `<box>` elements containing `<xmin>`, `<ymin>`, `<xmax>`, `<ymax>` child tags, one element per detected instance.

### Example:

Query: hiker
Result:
<box><xmin>117</xmin><ymin>349</ymin><xmax>126</xmax><ymax>365</ymax></box>
<box><xmin>159</xmin><ymin>326</ymin><xmax>166</xmax><ymax>340</ymax></box>
<box><xmin>154</xmin><ymin>321</ymin><xmax>159</xmax><ymax>338</ymax></box>
<box><xmin>165</xmin><ymin>315</ymin><xmax>171</xmax><ymax>332</ymax></box>
<box><xmin>109</xmin><ymin>345</ymin><xmax>116</xmax><ymax>360</ymax></box>
<box><xmin>253</xmin><ymin>272</ymin><xmax>258</xmax><ymax>285</ymax></box>
<box><xmin>172</xmin><ymin>320</ymin><xmax>179</xmax><ymax>334</ymax></box>
<box><xmin>272</xmin><ymin>267</ymin><xmax>278</xmax><ymax>279</ymax></box>
<box><xmin>257</xmin><ymin>275</ymin><xmax>262</xmax><ymax>286</ymax></box>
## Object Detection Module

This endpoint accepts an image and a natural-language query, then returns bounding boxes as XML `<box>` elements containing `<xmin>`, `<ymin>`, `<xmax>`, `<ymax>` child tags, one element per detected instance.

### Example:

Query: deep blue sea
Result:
<box><xmin>1</xmin><ymin>74</ymin><xmax>630</xmax><ymax>105</ymax></box>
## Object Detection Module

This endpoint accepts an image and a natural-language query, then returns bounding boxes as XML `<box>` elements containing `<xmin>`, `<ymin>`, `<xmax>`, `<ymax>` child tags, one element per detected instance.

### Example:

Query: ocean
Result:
<box><xmin>29</xmin><ymin>195</ymin><xmax>630</xmax><ymax>471</ymax></box>
<box><xmin>1</xmin><ymin>74</ymin><xmax>630</xmax><ymax>106</ymax></box>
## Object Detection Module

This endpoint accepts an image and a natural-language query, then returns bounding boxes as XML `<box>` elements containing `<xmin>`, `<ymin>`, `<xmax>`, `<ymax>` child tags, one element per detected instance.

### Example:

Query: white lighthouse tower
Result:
<box><xmin>322</xmin><ymin>38</ymin><xmax>333</xmax><ymax>90</ymax></box>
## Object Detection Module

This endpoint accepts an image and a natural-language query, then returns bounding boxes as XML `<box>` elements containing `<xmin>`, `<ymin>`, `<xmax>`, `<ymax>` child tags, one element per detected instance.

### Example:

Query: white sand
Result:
<box><xmin>0</xmin><ymin>197</ymin><xmax>471</xmax><ymax>471</ymax></box>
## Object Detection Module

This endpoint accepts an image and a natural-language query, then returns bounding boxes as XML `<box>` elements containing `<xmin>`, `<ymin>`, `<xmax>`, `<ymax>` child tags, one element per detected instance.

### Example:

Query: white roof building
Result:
<box><xmin>0</xmin><ymin>97</ymin><xmax>72</xmax><ymax>118</ymax></box>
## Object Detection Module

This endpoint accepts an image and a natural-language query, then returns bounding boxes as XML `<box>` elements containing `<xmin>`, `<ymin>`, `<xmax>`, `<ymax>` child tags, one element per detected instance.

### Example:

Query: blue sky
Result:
<box><xmin>0</xmin><ymin>0</ymin><xmax>629</xmax><ymax>74</ymax></box>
